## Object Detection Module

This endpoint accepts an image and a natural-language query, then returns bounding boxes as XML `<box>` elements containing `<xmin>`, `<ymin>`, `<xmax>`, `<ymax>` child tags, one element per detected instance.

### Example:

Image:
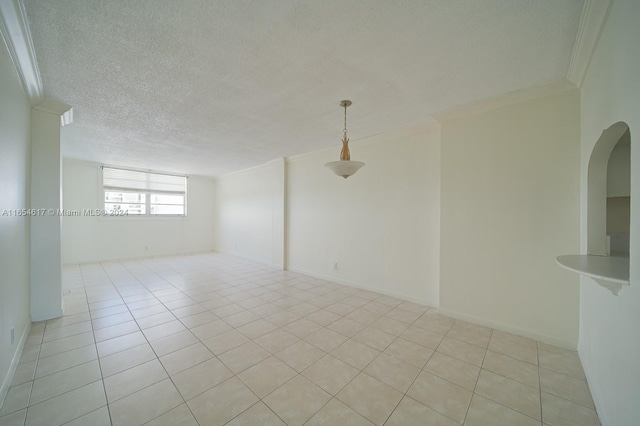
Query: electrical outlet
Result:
<box><xmin>11</xmin><ymin>327</ymin><xmax>15</xmax><ymax>345</ymax></box>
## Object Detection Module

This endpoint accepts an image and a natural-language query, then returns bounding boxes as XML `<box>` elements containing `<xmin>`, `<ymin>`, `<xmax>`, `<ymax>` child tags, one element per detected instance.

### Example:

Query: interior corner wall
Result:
<box><xmin>0</xmin><ymin>42</ymin><xmax>32</xmax><ymax>405</ymax></box>
<box><xmin>287</xmin><ymin>123</ymin><xmax>441</xmax><ymax>306</ymax></box>
<box><xmin>438</xmin><ymin>89</ymin><xmax>581</xmax><ymax>347</ymax></box>
<box><xmin>213</xmin><ymin>158</ymin><xmax>285</xmax><ymax>268</ymax></box>
<box><xmin>61</xmin><ymin>159</ymin><xmax>215</xmax><ymax>264</ymax></box>
<box><xmin>577</xmin><ymin>0</ymin><xmax>640</xmax><ymax>423</ymax></box>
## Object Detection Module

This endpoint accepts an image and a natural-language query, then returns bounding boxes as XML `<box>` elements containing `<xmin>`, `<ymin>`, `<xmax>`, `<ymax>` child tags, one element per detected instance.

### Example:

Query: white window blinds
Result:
<box><xmin>102</xmin><ymin>167</ymin><xmax>187</xmax><ymax>216</ymax></box>
<box><xmin>102</xmin><ymin>167</ymin><xmax>186</xmax><ymax>194</ymax></box>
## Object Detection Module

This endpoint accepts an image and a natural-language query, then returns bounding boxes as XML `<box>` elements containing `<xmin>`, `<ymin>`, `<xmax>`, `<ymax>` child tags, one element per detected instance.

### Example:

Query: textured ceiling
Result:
<box><xmin>23</xmin><ymin>0</ymin><xmax>584</xmax><ymax>177</ymax></box>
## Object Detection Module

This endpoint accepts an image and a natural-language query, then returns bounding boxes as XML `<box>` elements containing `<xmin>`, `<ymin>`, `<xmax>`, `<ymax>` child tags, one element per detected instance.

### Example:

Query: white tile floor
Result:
<box><xmin>0</xmin><ymin>253</ymin><xmax>600</xmax><ymax>426</ymax></box>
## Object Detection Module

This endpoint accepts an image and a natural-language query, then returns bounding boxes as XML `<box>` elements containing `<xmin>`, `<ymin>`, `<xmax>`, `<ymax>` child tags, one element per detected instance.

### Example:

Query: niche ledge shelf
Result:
<box><xmin>556</xmin><ymin>254</ymin><xmax>630</xmax><ymax>295</ymax></box>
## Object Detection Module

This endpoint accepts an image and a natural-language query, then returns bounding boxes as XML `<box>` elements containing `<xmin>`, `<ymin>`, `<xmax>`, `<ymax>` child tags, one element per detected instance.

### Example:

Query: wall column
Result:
<box><xmin>30</xmin><ymin>100</ymin><xmax>71</xmax><ymax>321</ymax></box>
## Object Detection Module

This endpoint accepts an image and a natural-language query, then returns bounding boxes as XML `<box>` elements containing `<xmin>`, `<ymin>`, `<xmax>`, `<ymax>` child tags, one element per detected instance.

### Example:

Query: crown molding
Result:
<box><xmin>566</xmin><ymin>0</ymin><xmax>613</xmax><ymax>88</ymax></box>
<box><xmin>218</xmin><ymin>157</ymin><xmax>286</xmax><ymax>179</ymax></box>
<box><xmin>0</xmin><ymin>0</ymin><xmax>43</xmax><ymax>103</ymax></box>
<box><xmin>34</xmin><ymin>99</ymin><xmax>73</xmax><ymax>126</ymax></box>
<box><xmin>33</xmin><ymin>99</ymin><xmax>71</xmax><ymax>115</ymax></box>
<box><xmin>434</xmin><ymin>80</ymin><xmax>577</xmax><ymax>123</ymax></box>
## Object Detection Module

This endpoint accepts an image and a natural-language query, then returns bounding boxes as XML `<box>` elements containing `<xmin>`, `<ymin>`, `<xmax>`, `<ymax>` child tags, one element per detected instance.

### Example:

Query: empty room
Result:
<box><xmin>0</xmin><ymin>0</ymin><xmax>638</xmax><ymax>425</ymax></box>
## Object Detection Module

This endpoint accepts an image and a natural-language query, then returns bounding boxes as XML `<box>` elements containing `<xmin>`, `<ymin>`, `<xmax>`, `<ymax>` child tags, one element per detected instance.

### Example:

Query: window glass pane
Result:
<box><xmin>105</xmin><ymin>203</ymin><xmax>146</xmax><ymax>215</ymax></box>
<box><xmin>105</xmin><ymin>191</ymin><xmax>146</xmax><ymax>203</ymax></box>
<box><xmin>105</xmin><ymin>192</ymin><xmax>147</xmax><ymax>215</ymax></box>
<box><xmin>150</xmin><ymin>204</ymin><xmax>184</xmax><ymax>215</ymax></box>
<box><xmin>150</xmin><ymin>194</ymin><xmax>184</xmax><ymax>205</ymax></box>
<box><xmin>103</xmin><ymin>168</ymin><xmax>187</xmax><ymax>216</ymax></box>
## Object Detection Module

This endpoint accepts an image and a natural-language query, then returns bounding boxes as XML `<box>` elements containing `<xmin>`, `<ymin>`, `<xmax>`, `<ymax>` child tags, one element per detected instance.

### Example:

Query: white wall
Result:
<box><xmin>438</xmin><ymin>89</ymin><xmax>581</xmax><ymax>347</ymax></box>
<box><xmin>578</xmin><ymin>0</ymin><xmax>640</xmax><ymax>423</ymax></box>
<box><xmin>606</xmin><ymin>132</ymin><xmax>631</xmax><ymax>197</ymax></box>
<box><xmin>0</xmin><ymin>41</ymin><xmax>32</xmax><ymax>405</ymax></box>
<box><xmin>213</xmin><ymin>158</ymin><xmax>285</xmax><ymax>268</ymax></box>
<box><xmin>30</xmin><ymin>107</ymin><xmax>63</xmax><ymax>321</ymax></box>
<box><xmin>62</xmin><ymin>159</ymin><xmax>215</xmax><ymax>263</ymax></box>
<box><xmin>287</xmin><ymin>123</ymin><xmax>441</xmax><ymax>306</ymax></box>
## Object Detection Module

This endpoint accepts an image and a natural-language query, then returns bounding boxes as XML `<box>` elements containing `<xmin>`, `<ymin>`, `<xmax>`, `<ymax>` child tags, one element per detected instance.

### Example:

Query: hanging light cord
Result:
<box><xmin>343</xmin><ymin>104</ymin><xmax>348</xmax><ymax>137</ymax></box>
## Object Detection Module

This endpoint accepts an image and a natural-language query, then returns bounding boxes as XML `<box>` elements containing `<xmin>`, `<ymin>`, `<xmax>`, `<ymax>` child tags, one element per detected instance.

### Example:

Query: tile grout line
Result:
<box><xmin>537</xmin><ymin>341</ymin><xmax>544</xmax><ymax>425</ymax></box>
<box><xmin>21</xmin><ymin>267</ymin><xmax>104</xmax><ymax>425</ymax></box>
<box><xmin>460</xmin><ymin>326</ymin><xmax>494</xmax><ymax>425</ymax></box>
<box><xmin>14</xmin><ymin>254</ymin><xmax>597</xmax><ymax>425</ymax></box>
<box><xmin>100</xmin><ymin>260</ymin><xmax>193</xmax><ymax>425</ymax></box>
<box><xmin>93</xmin><ymin>262</ymin><xmax>114</xmax><ymax>426</ymax></box>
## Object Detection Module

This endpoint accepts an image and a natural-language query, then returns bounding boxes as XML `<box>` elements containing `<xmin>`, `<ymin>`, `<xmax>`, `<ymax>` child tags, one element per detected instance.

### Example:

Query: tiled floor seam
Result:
<box><xmin>538</xmin><ymin>367</ymin><xmax>596</xmax><ymax>411</ymax></box>
<box><xmin>91</xmin><ymin>263</ymin><xmax>141</xmax><ymax>426</ymax></box>
<box><xmin>83</xmin><ymin>266</ymin><xmax>114</xmax><ymax>426</ymax></box>
<box><xmin>537</xmin><ymin>342</ymin><xmax>544</xmax><ymax>425</ymax></box>
<box><xmin>457</xmin><ymin>327</ymin><xmax>494</xmax><ymax>425</ymax></box>
<box><xmin>122</xmin><ymin>269</ymin><xmax>270</xmax><ymax>425</ymax></box>
<box><xmin>6</xmin><ymin>253</ymin><xmax>590</xmax><ymax>423</ymax></box>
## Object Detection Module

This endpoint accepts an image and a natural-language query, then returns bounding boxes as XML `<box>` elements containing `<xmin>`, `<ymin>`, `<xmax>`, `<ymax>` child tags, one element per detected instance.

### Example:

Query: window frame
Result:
<box><xmin>101</xmin><ymin>166</ymin><xmax>188</xmax><ymax>217</ymax></box>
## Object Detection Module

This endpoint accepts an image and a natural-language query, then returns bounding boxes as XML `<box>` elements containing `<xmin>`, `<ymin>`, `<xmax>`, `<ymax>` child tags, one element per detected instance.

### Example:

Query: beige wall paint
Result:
<box><xmin>577</xmin><ymin>0</ymin><xmax>640</xmax><ymax>423</ymax></box>
<box><xmin>0</xmin><ymin>41</ymin><xmax>33</xmax><ymax>405</ymax></box>
<box><xmin>213</xmin><ymin>158</ymin><xmax>285</xmax><ymax>268</ymax></box>
<box><xmin>438</xmin><ymin>89</ymin><xmax>581</xmax><ymax>347</ymax></box>
<box><xmin>62</xmin><ymin>159</ymin><xmax>215</xmax><ymax>263</ymax></box>
<box><xmin>287</xmin><ymin>122</ymin><xmax>441</xmax><ymax>305</ymax></box>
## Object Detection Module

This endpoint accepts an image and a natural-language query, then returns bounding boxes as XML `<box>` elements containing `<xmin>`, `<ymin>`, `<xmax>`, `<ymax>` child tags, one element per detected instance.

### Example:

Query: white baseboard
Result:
<box><xmin>287</xmin><ymin>266</ymin><xmax>438</xmax><ymax>308</ymax></box>
<box><xmin>578</xmin><ymin>343</ymin><xmax>606</xmax><ymax>425</ymax></box>
<box><xmin>31</xmin><ymin>308</ymin><xmax>63</xmax><ymax>322</ymax></box>
<box><xmin>62</xmin><ymin>248</ymin><xmax>217</xmax><ymax>266</ymax></box>
<box><xmin>436</xmin><ymin>307</ymin><xmax>578</xmax><ymax>350</ymax></box>
<box><xmin>0</xmin><ymin>321</ymin><xmax>31</xmax><ymax>412</ymax></box>
<box><xmin>212</xmin><ymin>250</ymin><xmax>284</xmax><ymax>270</ymax></box>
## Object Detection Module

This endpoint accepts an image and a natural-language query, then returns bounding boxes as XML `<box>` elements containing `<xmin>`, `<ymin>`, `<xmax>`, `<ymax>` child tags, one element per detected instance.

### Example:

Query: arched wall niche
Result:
<box><xmin>588</xmin><ymin>122</ymin><xmax>631</xmax><ymax>255</ymax></box>
<box><xmin>557</xmin><ymin>121</ymin><xmax>631</xmax><ymax>295</ymax></box>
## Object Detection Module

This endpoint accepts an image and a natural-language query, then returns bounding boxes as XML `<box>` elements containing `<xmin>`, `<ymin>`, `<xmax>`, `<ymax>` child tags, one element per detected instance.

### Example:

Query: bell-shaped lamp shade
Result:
<box><xmin>325</xmin><ymin>160</ymin><xmax>365</xmax><ymax>179</ymax></box>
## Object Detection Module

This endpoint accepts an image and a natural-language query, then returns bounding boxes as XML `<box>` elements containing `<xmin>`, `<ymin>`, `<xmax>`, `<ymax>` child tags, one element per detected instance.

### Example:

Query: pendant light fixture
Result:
<box><xmin>325</xmin><ymin>100</ymin><xmax>365</xmax><ymax>179</ymax></box>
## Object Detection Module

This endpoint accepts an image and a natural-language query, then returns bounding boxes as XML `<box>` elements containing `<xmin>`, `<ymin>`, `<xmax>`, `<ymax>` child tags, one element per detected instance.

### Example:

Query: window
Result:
<box><xmin>102</xmin><ymin>167</ymin><xmax>187</xmax><ymax>216</ymax></box>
